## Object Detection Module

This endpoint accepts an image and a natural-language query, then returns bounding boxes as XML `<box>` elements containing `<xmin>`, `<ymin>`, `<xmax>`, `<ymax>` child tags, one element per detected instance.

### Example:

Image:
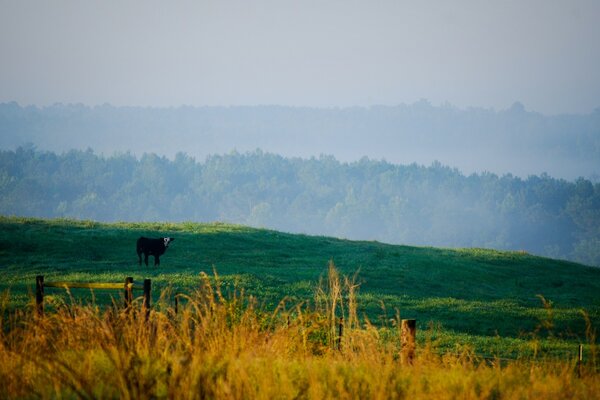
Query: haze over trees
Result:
<box><xmin>1</xmin><ymin>102</ymin><xmax>599</xmax><ymax>181</ymax></box>
<box><xmin>1</xmin><ymin>146</ymin><xmax>599</xmax><ymax>267</ymax></box>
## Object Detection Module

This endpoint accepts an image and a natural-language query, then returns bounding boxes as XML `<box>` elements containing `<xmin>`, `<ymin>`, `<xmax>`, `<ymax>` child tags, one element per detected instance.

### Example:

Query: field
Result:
<box><xmin>1</xmin><ymin>216</ymin><xmax>600</xmax><ymax>398</ymax></box>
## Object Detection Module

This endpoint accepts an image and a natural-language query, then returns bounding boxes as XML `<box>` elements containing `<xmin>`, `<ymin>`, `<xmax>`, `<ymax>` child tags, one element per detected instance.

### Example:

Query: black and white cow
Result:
<box><xmin>136</xmin><ymin>237</ymin><xmax>174</xmax><ymax>266</ymax></box>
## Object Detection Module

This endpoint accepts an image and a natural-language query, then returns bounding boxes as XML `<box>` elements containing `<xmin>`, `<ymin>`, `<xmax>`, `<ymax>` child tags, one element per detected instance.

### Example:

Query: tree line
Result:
<box><xmin>1</xmin><ymin>146</ymin><xmax>599</xmax><ymax>266</ymax></box>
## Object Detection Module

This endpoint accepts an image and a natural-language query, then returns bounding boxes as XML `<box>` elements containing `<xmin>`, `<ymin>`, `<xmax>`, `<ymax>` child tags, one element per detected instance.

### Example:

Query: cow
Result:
<box><xmin>136</xmin><ymin>236</ymin><xmax>175</xmax><ymax>266</ymax></box>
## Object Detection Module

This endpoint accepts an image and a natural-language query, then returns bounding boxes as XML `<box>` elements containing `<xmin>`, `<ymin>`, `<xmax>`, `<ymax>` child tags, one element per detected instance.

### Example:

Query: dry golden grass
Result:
<box><xmin>1</xmin><ymin>265</ymin><xmax>599</xmax><ymax>399</ymax></box>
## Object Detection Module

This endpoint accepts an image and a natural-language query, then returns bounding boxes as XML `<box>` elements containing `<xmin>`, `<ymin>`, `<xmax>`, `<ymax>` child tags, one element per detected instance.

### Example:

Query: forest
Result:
<box><xmin>1</xmin><ymin>146</ymin><xmax>598</xmax><ymax>266</ymax></box>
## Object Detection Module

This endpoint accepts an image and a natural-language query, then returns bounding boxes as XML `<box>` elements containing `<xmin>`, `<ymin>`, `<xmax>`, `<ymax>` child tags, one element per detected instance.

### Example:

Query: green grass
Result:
<box><xmin>1</xmin><ymin>215</ymin><xmax>599</xmax><ymax>358</ymax></box>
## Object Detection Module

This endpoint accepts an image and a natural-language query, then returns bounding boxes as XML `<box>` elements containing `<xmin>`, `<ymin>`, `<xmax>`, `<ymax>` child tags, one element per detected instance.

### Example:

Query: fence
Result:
<box><xmin>32</xmin><ymin>277</ymin><xmax>587</xmax><ymax>370</ymax></box>
<box><xmin>35</xmin><ymin>275</ymin><xmax>152</xmax><ymax>318</ymax></box>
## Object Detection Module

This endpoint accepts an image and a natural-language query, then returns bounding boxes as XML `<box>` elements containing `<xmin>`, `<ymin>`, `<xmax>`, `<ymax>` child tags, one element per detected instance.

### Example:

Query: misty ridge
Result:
<box><xmin>1</xmin><ymin>101</ymin><xmax>599</xmax><ymax>181</ymax></box>
<box><xmin>1</xmin><ymin>146</ymin><xmax>599</xmax><ymax>267</ymax></box>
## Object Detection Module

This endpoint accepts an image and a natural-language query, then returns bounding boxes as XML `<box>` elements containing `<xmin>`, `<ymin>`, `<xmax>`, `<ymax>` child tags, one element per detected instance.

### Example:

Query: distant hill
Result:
<box><xmin>1</xmin><ymin>216</ymin><xmax>599</xmax><ymax>357</ymax></box>
<box><xmin>1</xmin><ymin>101</ymin><xmax>599</xmax><ymax>180</ymax></box>
<box><xmin>1</xmin><ymin>147</ymin><xmax>599</xmax><ymax>266</ymax></box>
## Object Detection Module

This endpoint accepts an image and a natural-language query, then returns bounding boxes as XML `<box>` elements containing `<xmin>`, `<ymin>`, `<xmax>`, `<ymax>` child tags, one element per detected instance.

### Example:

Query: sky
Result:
<box><xmin>1</xmin><ymin>0</ymin><xmax>599</xmax><ymax>115</ymax></box>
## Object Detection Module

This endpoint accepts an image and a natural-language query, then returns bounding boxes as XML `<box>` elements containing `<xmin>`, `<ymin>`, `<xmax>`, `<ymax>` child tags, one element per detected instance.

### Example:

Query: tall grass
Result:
<box><xmin>3</xmin><ymin>215</ymin><xmax>600</xmax><ymax>360</ymax></box>
<box><xmin>1</xmin><ymin>265</ymin><xmax>599</xmax><ymax>399</ymax></box>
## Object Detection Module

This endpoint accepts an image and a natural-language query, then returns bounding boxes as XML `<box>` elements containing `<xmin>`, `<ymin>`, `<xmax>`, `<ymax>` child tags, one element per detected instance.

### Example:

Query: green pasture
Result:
<box><xmin>1</xmin><ymin>216</ymin><xmax>599</xmax><ymax>358</ymax></box>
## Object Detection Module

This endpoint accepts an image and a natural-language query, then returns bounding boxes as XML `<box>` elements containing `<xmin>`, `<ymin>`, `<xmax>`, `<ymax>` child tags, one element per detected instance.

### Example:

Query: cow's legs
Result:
<box><xmin>144</xmin><ymin>254</ymin><xmax>149</xmax><ymax>266</ymax></box>
<box><xmin>138</xmin><ymin>251</ymin><xmax>142</xmax><ymax>266</ymax></box>
<box><xmin>154</xmin><ymin>255</ymin><xmax>160</xmax><ymax>266</ymax></box>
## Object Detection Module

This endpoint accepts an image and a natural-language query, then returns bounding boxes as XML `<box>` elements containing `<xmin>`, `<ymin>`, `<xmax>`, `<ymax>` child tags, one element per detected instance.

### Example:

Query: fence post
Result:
<box><xmin>143</xmin><ymin>279</ymin><xmax>151</xmax><ymax>320</ymax></box>
<box><xmin>337</xmin><ymin>317</ymin><xmax>344</xmax><ymax>350</ymax></box>
<box><xmin>401</xmin><ymin>319</ymin><xmax>416</xmax><ymax>365</ymax></box>
<box><xmin>578</xmin><ymin>344</ymin><xmax>583</xmax><ymax>377</ymax></box>
<box><xmin>36</xmin><ymin>275</ymin><xmax>44</xmax><ymax>317</ymax></box>
<box><xmin>124</xmin><ymin>277</ymin><xmax>133</xmax><ymax>308</ymax></box>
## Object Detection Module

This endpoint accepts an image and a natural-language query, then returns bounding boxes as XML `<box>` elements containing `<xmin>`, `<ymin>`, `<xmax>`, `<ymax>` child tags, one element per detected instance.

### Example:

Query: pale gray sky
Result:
<box><xmin>1</xmin><ymin>0</ymin><xmax>599</xmax><ymax>114</ymax></box>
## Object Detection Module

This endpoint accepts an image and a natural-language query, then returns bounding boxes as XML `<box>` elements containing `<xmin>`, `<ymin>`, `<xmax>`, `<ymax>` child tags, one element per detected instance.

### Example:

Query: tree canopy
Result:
<box><xmin>1</xmin><ymin>147</ymin><xmax>599</xmax><ymax>266</ymax></box>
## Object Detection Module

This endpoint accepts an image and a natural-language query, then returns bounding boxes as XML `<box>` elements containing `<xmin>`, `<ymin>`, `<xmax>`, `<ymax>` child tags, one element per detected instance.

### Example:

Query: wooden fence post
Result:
<box><xmin>143</xmin><ymin>279</ymin><xmax>151</xmax><ymax>320</ymax></box>
<box><xmin>337</xmin><ymin>317</ymin><xmax>344</xmax><ymax>350</ymax></box>
<box><xmin>124</xmin><ymin>277</ymin><xmax>133</xmax><ymax>308</ymax></box>
<box><xmin>36</xmin><ymin>275</ymin><xmax>44</xmax><ymax>317</ymax></box>
<box><xmin>578</xmin><ymin>344</ymin><xmax>583</xmax><ymax>377</ymax></box>
<box><xmin>401</xmin><ymin>319</ymin><xmax>416</xmax><ymax>365</ymax></box>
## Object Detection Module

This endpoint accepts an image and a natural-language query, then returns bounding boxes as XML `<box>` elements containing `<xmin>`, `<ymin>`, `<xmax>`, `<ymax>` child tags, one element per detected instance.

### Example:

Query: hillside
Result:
<box><xmin>1</xmin><ymin>216</ymin><xmax>599</xmax><ymax>357</ymax></box>
<box><xmin>2</xmin><ymin>147</ymin><xmax>600</xmax><ymax>267</ymax></box>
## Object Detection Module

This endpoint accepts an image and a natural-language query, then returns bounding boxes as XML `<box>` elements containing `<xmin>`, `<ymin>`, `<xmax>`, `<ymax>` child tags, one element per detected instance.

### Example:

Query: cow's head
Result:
<box><xmin>164</xmin><ymin>237</ymin><xmax>174</xmax><ymax>247</ymax></box>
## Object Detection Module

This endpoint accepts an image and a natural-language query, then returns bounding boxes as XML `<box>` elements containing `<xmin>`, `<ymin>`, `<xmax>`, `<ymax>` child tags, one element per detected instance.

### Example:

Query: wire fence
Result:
<box><xmin>30</xmin><ymin>276</ymin><xmax>597</xmax><ymax>371</ymax></box>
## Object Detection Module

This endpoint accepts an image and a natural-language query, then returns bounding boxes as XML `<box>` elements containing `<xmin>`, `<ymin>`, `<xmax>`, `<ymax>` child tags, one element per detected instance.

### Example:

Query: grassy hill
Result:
<box><xmin>1</xmin><ymin>216</ymin><xmax>599</xmax><ymax>358</ymax></box>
